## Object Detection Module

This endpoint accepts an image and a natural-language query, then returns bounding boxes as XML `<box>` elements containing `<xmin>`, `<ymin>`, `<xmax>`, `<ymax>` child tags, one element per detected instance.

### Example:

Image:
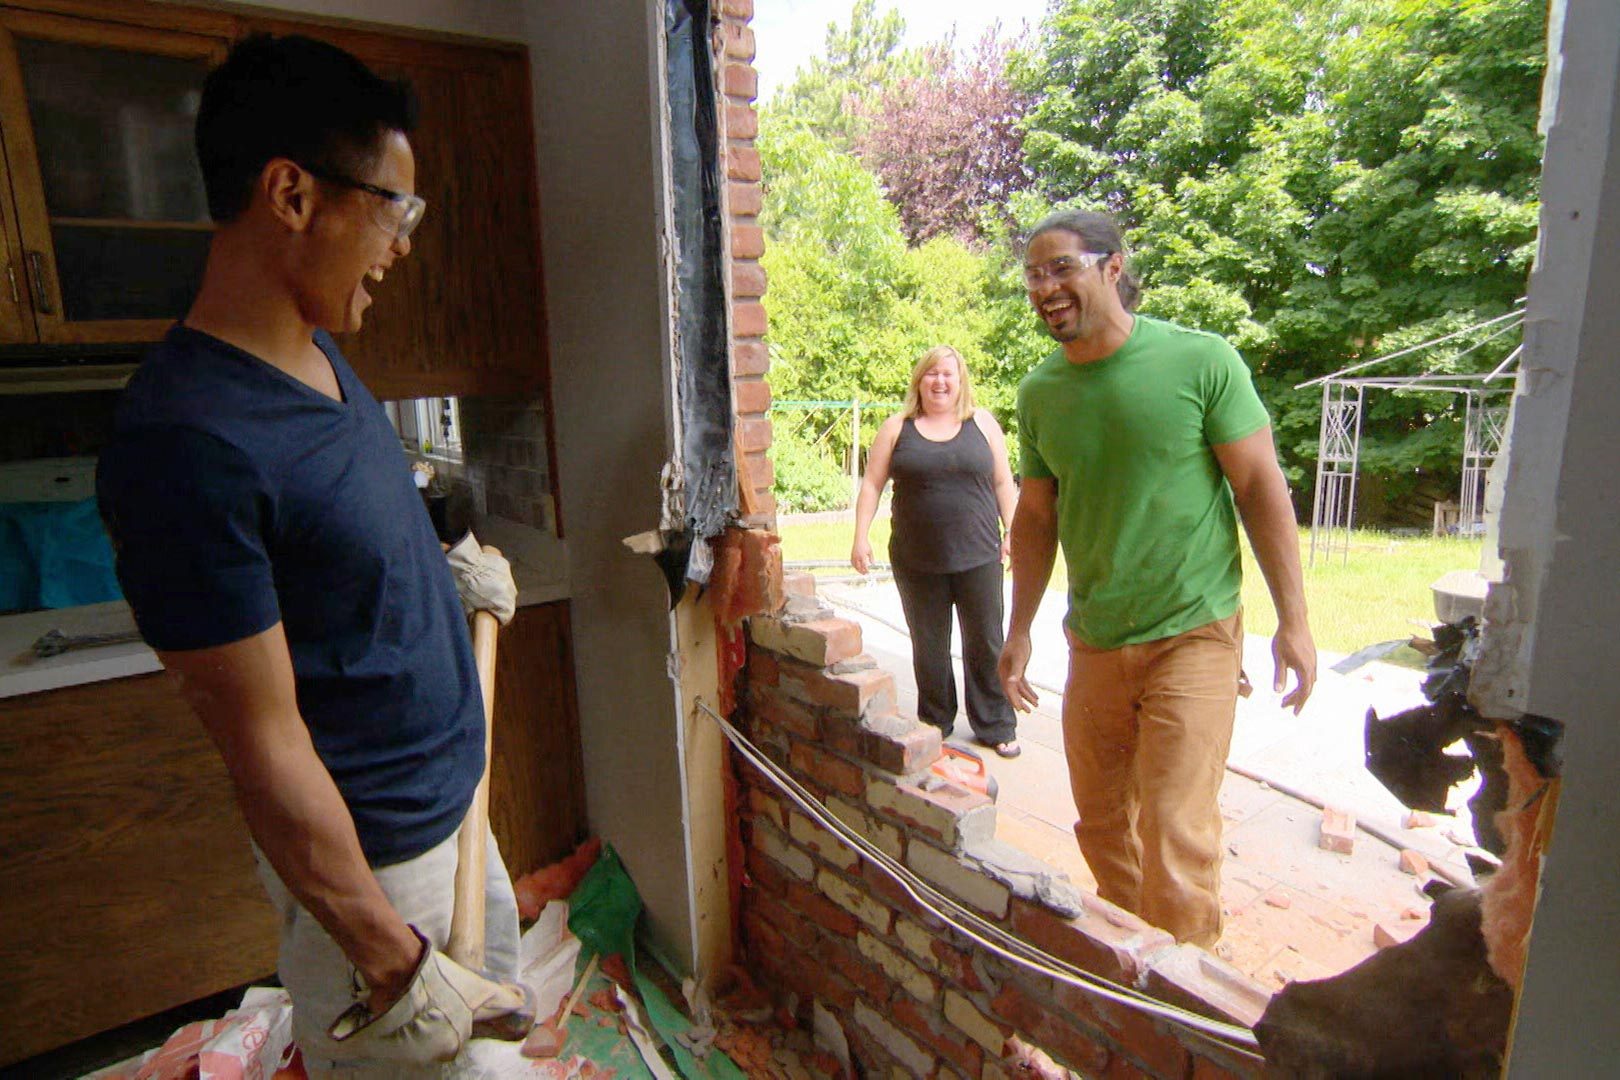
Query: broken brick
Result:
<box><xmin>1263</xmin><ymin>891</ymin><xmax>1293</xmax><ymax>910</ymax></box>
<box><xmin>1374</xmin><ymin>920</ymin><xmax>1422</xmax><ymax>949</ymax></box>
<box><xmin>1403</xmin><ymin>809</ymin><xmax>1437</xmax><ymax>829</ymax></box>
<box><xmin>1319</xmin><ymin>807</ymin><xmax>1357</xmax><ymax>854</ymax></box>
<box><xmin>1398</xmin><ymin>849</ymin><xmax>1430</xmax><ymax>876</ymax></box>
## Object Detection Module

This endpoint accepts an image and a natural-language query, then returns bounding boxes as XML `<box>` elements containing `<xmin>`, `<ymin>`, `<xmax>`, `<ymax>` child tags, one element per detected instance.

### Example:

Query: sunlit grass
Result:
<box><xmin>777</xmin><ymin>516</ymin><xmax>1483</xmax><ymax>662</ymax></box>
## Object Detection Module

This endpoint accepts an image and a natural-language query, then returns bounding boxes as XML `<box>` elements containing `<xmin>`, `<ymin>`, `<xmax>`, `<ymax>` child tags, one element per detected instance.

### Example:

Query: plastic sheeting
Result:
<box><xmin>665</xmin><ymin>0</ymin><xmax>736</xmax><ymax>585</ymax></box>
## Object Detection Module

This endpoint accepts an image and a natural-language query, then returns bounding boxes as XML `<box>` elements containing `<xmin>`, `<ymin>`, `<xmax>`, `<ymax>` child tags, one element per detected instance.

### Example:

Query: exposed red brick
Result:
<box><xmin>732</xmin><ymin>221</ymin><xmax>766</xmax><ymax>260</ymax></box>
<box><xmin>789</xmin><ymin>740</ymin><xmax>866</xmax><ymax>798</ymax></box>
<box><xmin>732</xmin><ymin>261</ymin><xmax>769</xmax><ymax>300</ymax></box>
<box><xmin>891</xmin><ymin>994</ymin><xmax>984</xmax><ymax>1075</ymax></box>
<box><xmin>785</xmin><ymin>878</ymin><xmax>861</xmax><ymax>939</ymax></box>
<box><xmin>747</xmin><ymin>887</ymin><xmax>816</xmax><ymax>949</ymax></box>
<box><xmin>1189</xmin><ymin>1046</ymin><xmax>1262</xmax><ymax>1080</ymax></box>
<box><xmin>823</xmin><ymin>711</ymin><xmax>942</xmax><ymax>774</ymax></box>
<box><xmin>1102</xmin><ymin>1053</ymin><xmax>1148</xmax><ymax>1079</ymax></box>
<box><xmin>756</xmin><ymin>693</ymin><xmax>821</xmax><ymax>740</ymax></box>
<box><xmin>742</xmin><ymin>906</ymin><xmax>786</xmax><ymax>961</ymax></box>
<box><xmin>1398</xmin><ymin>849</ymin><xmax>1429</xmax><ymax>876</ymax></box>
<box><xmin>732</xmin><ymin>339</ymin><xmax>768</xmax><ymax>375</ymax></box>
<box><xmin>1139</xmin><ymin>945</ymin><xmax>1271</xmax><ymax>1031</ymax></box>
<box><xmin>747</xmin><ymin>646</ymin><xmax>779</xmax><ymax>687</ymax></box>
<box><xmin>721</xmin><ymin>61</ymin><xmax>757</xmax><ymax>100</ymax></box>
<box><xmin>1008</xmin><ymin>896</ymin><xmax>1175</xmax><ymax>985</ymax></box>
<box><xmin>744</xmin><ymin>450</ymin><xmax>774</xmax><ymax>490</ymax></box>
<box><xmin>1319</xmin><ymin>807</ymin><xmax>1356</xmax><ymax>853</ymax></box>
<box><xmin>722</xmin><ymin>22</ymin><xmax>756</xmax><ymax>61</ymax></box>
<box><xmin>727</xmin><ymin>146</ymin><xmax>762</xmax><ymax>183</ymax></box>
<box><xmin>736</xmin><ymin>415</ymin><xmax>772</xmax><ymax>453</ymax></box>
<box><xmin>783</xmin><ymin>570</ymin><xmax>816</xmax><ymax>598</ymax></box>
<box><xmin>990</xmin><ymin>981</ymin><xmax>1111</xmax><ymax>1076</ymax></box>
<box><xmin>817</xmin><ymin>935</ymin><xmax>892</xmax><ymax>1005</ymax></box>
<box><xmin>748</xmin><ymin>786</ymin><xmax>784</xmax><ymax>828</ymax></box>
<box><xmin>1110</xmin><ymin>1006</ymin><xmax>1192</xmax><ymax>1080</ymax></box>
<box><xmin>728</xmin><ymin>180</ymin><xmax>764</xmax><ymax>217</ymax></box>
<box><xmin>860</xmin><ymin>860</ymin><xmax>923</xmax><ymax>918</ymax></box>
<box><xmin>723</xmin><ymin>527</ymin><xmax>782</xmax><ymax>619</ymax></box>
<box><xmin>780</xmin><ymin>659</ymin><xmax>896</xmax><ymax>716</ymax></box>
<box><xmin>745</xmin><ymin>842</ymin><xmax>790</xmax><ymax>892</ymax></box>
<box><xmin>726</xmin><ymin>101</ymin><xmax>759</xmax><ymax>139</ymax></box>
<box><xmin>733</xmin><ymin>298</ymin><xmax>768</xmax><ymax>337</ymax></box>
<box><xmin>932</xmin><ymin>937</ymin><xmax>984</xmax><ymax>992</ymax></box>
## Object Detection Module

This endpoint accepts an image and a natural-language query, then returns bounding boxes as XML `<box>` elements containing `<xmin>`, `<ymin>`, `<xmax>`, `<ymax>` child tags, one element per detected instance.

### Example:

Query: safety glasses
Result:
<box><xmin>1022</xmin><ymin>250</ymin><xmax>1110</xmax><ymax>289</ymax></box>
<box><xmin>301</xmin><ymin>163</ymin><xmax>426</xmax><ymax>243</ymax></box>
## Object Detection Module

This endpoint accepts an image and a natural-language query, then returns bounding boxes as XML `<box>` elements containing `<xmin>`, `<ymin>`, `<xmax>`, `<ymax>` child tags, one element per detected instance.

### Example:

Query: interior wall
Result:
<box><xmin>228</xmin><ymin>0</ymin><xmax>698</xmax><ymax>968</ymax></box>
<box><xmin>1473</xmin><ymin>0</ymin><xmax>1620</xmax><ymax>1069</ymax></box>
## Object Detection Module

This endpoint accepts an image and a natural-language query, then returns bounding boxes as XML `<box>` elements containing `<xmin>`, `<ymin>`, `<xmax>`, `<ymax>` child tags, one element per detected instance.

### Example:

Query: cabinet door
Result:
<box><xmin>0</xmin><ymin>671</ymin><xmax>277</xmax><ymax>1067</ymax></box>
<box><xmin>242</xmin><ymin>20</ymin><xmax>549</xmax><ymax>400</ymax></box>
<box><xmin>0</xmin><ymin>10</ymin><xmax>222</xmax><ymax>344</ymax></box>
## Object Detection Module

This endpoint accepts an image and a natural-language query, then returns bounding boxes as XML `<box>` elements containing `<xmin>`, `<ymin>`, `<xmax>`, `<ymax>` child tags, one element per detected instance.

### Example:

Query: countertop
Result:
<box><xmin>0</xmin><ymin>600</ymin><xmax>160</xmax><ymax>700</ymax></box>
<box><xmin>0</xmin><ymin>516</ymin><xmax>570</xmax><ymax>700</ymax></box>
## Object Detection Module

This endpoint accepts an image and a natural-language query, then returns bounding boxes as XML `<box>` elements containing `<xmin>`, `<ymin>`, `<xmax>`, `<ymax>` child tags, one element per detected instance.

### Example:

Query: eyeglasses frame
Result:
<box><xmin>299</xmin><ymin>162</ymin><xmax>426</xmax><ymax>242</ymax></box>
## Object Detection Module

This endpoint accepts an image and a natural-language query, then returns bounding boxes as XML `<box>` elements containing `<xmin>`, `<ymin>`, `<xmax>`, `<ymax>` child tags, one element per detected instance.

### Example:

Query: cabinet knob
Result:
<box><xmin>25</xmin><ymin>250</ymin><xmax>53</xmax><ymax>315</ymax></box>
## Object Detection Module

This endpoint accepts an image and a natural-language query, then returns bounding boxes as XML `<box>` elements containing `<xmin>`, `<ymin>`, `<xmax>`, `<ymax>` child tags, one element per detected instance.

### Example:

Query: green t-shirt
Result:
<box><xmin>1016</xmin><ymin>315</ymin><xmax>1270</xmax><ymax>649</ymax></box>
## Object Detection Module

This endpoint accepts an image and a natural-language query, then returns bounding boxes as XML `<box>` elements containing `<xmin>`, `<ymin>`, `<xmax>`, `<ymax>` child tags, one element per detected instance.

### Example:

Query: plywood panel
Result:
<box><xmin>0</xmin><ymin>671</ymin><xmax>277</xmax><ymax>1067</ymax></box>
<box><xmin>487</xmin><ymin>600</ymin><xmax>587</xmax><ymax>879</ymax></box>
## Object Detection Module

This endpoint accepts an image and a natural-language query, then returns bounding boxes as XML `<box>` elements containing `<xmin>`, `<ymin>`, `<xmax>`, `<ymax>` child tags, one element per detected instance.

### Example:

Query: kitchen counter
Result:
<box><xmin>0</xmin><ymin>599</ymin><xmax>159</xmax><ymax>700</ymax></box>
<box><xmin>0</xmin><ymin>517</ymin><xmax>569</xmax><ymax>701</ymax></box>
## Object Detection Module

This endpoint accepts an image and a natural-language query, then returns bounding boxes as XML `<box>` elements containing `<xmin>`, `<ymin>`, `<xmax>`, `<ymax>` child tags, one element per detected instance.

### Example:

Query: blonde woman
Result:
<box><xmin>851</xmin><ymin>346</ymin><xmax>1021</xmax><ymax>756</ymax></box>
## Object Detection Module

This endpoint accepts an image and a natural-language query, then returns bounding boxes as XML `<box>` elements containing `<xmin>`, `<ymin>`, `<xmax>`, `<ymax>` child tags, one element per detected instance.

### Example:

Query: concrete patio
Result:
<box><xmin>814</xmin><ymin>575</ymin><xmax>1483</xmax><ymax>992</ymax></box>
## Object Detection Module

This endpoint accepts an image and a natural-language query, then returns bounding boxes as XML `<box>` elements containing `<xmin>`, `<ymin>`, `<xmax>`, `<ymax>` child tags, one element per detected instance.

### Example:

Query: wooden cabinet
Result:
<box><xmin>0</xmin><ymin>670</ymin><xmax>279</xmax><ymax>1068</ymax></box>
<box><xmin>0</xmin><ymin>600</ymin><xmax>586</xmax><ymax>1067</ymax></box>
<box><xmin>0</xmin><ymin>9</ymin><xmax>224</xmax><ymax>344</ymax></box>
<box><xmin>240</xmin><ymin>18</ymin><xmax>550</xmax><ymax>400</ymax></box>
<box><xmin>0</xmin><ymin>0</ymin><xmax>549</xmax><ymax>400</ymax></box>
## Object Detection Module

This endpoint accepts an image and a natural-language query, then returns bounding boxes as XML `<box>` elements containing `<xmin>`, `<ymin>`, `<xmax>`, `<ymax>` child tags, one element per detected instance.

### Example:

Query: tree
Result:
<box><xmin>765</xmin><ymin>0</ymin><xmax>929</xmax><ymax>148</ymax></box>
<box><xmin>1015</xmin><ymin>0</ymin><xmax>1544</xmax><ymax>513</ymax></box>
<box><xmin>852</xmin><ymin>29</ymin><xmax>1036</xmax><ymax>245</ymax></box>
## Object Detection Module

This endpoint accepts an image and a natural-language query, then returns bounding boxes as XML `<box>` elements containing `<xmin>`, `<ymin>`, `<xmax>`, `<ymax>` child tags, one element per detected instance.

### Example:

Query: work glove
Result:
<box><xmin>446</xmin><ymin>531</ymin><xmax>517</xmax><ymax>625</ymax></box>
<box><xmin>327</xmin><ymin>928</ymin><xmax>532</xmax><ymax>1064</ymax></box>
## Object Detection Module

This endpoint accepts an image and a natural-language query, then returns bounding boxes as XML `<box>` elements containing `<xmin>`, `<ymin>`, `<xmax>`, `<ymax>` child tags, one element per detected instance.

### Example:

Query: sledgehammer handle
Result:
<box><xmin>447</xmin><ymin>547</ymin><xmax>502</xmax><ymax>971</ymax></box>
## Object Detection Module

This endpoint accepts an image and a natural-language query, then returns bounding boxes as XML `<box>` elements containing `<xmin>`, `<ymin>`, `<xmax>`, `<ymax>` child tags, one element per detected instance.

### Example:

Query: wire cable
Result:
<box><xmin>694</xmin><ymin>697</ymin><xmax>1265</xmax><ymax>1058</ymax></box>
<box><xmin>1296</xmin><ymin>303</ymin><xmax>1527</xmax><ymax>389</ymax></box>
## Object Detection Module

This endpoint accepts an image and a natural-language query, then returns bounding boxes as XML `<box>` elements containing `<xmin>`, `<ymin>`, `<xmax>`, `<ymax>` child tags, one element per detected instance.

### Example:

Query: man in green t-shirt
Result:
<box><xmin>998</xmin><ymin>210</ymin><xmax>1316</xmax><ymax>947</ymax></box>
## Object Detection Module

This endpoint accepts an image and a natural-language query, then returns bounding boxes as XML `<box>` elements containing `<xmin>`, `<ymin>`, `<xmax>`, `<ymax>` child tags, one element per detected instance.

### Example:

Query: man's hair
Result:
<box><xmin>1026</xmin><ymin>209</ymin><xmax>1141</xmax><ymax>311</ymax></box>
<box><xmin>196</xmin><ymin>34</ymin><xmax>418</xmax><ymax>223</ymax></box>
<box><xmin>902</xmin><ymin>345</ymin><xmax>976</xmax><ymax>422</ymax></box>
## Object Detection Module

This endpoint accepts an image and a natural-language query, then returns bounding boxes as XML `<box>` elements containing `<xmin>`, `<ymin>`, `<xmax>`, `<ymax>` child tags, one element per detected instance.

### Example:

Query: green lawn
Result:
<box><xmin>777</xmin><ymin>516</ymin><xmax>1482</xmax><ymax>662</ymax></box>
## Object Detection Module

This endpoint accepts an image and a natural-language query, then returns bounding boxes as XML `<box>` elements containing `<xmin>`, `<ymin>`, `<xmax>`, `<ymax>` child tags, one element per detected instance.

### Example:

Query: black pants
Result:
<box><xmin>892</xmin><ymin>559</ymin><xmax>1017</xmax><ymax>744</ymax></box>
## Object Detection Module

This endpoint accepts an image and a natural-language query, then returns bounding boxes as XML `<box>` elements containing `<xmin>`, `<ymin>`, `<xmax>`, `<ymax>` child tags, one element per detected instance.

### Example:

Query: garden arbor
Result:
<box><xmin>1302</xmin><ymin>304</ymin><xmax>1524</xmax><ymax>565</ymax></box>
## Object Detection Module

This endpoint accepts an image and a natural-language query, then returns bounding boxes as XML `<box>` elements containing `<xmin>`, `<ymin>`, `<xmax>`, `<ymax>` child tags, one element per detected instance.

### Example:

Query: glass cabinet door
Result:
<box><xmin>0</xmin><ymin>13</ymin><xmax>223</xmax><ymax>344</ymax></box>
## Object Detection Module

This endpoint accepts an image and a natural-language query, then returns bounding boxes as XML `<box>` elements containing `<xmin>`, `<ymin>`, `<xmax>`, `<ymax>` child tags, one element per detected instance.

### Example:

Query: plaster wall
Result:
<box><xmin>226</xmin><ymin>0</ymin><xmax>699</xmax><ymax>969</ymax></box>
<box><xmin>1470</xmin><ymin>0</ymin><xmax>1620</xmax><ymax>1069</ymax></box>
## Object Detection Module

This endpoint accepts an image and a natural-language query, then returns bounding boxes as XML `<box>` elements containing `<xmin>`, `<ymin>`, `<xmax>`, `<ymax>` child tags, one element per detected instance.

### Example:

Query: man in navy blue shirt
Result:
<box><xmin>98</xmin><ymin>35</ymin><xmax>525</xmax><ymax>1073</ymax></box>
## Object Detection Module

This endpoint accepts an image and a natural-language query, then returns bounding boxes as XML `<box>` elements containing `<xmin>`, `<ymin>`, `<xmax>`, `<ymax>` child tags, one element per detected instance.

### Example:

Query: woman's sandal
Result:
<box><xmin>990</xmin><ymin>740</ymin><xmax>1022</xmax><ymax>759</ymax></box>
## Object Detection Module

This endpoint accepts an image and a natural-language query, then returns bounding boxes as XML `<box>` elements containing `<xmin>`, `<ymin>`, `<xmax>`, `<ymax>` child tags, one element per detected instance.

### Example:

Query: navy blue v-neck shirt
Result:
<box><xmin>97</xmin><ymin>325</ymin><xmax>482</xmax><ymax>867</ymax></box>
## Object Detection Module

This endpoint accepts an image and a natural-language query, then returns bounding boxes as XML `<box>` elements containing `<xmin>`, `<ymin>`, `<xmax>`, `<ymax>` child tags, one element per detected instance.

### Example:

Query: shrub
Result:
<box><xmin>770</xmin><ymin>426</ymin><xmax>852</xmax><ymax>513</ymax></box>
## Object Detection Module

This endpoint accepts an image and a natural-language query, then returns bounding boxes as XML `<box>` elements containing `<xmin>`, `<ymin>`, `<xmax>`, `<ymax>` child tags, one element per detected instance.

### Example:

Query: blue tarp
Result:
<box><xmin>0</xmin><ymin>496</ymin><xmax>122</xmax><ymax>613</ymax></box>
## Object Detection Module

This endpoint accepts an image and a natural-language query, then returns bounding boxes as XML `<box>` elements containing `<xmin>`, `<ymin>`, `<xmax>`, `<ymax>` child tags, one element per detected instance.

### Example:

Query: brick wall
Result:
<box><xmin>737</xmin><ymin>572</ymin><xmax>1273</xmax><ymax>1079</ymax></box>
<box><xmin>716</xmin><ymin>0</ymin><xmax>774</xmax><ymax>525</ymax></box>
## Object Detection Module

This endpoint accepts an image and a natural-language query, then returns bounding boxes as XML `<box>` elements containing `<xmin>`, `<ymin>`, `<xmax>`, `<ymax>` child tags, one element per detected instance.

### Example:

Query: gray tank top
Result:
<box><xmin>887</xmin><ymin>417</ymin><xmax>1001</xmax><ymax>574</ymax></box>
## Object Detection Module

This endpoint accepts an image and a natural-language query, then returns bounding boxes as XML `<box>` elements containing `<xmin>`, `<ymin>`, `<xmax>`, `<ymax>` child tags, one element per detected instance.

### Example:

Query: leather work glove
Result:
<box><xmin>327</xmin><ymin>929</ymin><xmax>532</xmax><ymax>1064</ymax></box>
<box><xmin>446</xmin><ymin>531</ymin><xmax>517</xmax><ymax>625</ymax></box>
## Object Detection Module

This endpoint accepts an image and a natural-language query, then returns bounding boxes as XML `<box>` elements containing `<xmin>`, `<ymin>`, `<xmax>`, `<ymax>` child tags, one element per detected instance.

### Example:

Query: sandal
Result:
<box><xmin>990</xmin><ymin>740</ymin><xmax>1022</xmax><ymax>759</ymax></box>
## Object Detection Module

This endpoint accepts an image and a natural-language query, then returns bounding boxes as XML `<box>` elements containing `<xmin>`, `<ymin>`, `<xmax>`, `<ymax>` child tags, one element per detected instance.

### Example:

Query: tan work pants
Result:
<box><xmin>1062</xmin><ymin>612</ymin><xmax>1243</xmax><ymax>947</ymax></box>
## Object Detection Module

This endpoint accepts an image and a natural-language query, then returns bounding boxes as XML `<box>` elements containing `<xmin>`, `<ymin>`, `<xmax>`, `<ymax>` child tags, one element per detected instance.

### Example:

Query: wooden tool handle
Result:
<box><xmin>447</xmin><ymin>547</ymin><xmax>502</xmax><ymax>971</ymax></box>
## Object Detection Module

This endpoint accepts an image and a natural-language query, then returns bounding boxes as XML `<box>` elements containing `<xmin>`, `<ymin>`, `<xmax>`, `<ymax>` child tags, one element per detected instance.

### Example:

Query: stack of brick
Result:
<box><xmin>716</xmin><ymin>0</ymin><xmax>773</xmax><ymax>525</ymax></box>
<box><xmin>737</xmin><ymin>573</ymin><xmax>1273</xmax><ymax>1078</ymax></box>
